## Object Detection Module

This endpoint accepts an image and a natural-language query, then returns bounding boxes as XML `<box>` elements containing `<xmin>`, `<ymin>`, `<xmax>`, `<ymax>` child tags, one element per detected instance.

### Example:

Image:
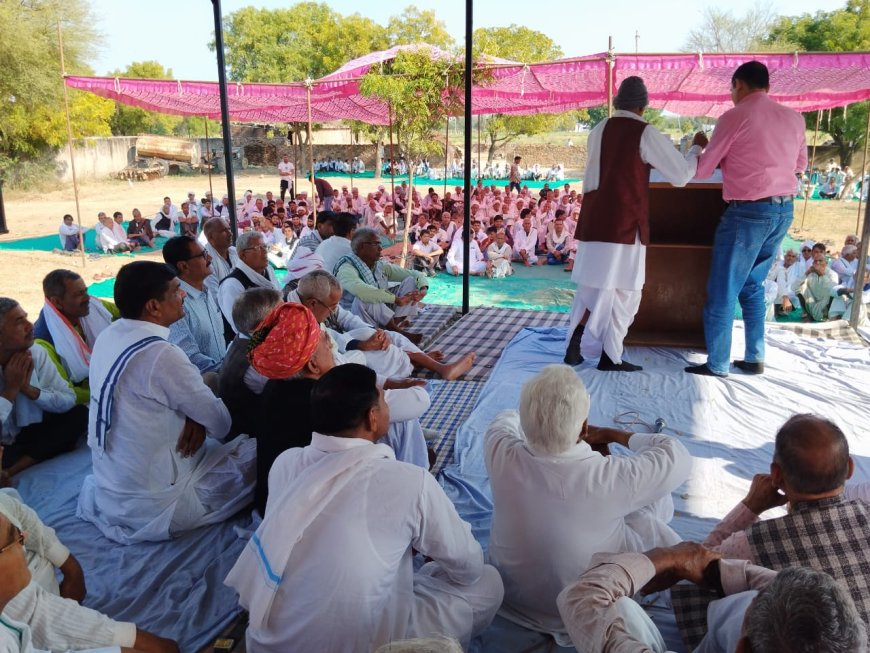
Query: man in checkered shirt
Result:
<box><xmin>673</xmin><ymin>413</ymin><xmax>870</xmax><ymax>649</ymax></box>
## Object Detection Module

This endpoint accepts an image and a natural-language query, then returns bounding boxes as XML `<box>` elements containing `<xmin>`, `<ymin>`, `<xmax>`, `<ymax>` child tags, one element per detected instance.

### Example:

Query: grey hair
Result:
<box><xmin>746</xmin><ymin>566</ymin><xmax>866</xmax><ymax>653</ymax></box>
<box><xmin>297</xmin><ymin>270</ymin><xmax>340</xmax><ymax>303</ymax></box>
<box><xmin>232</xmin><ymin>288</ymin><xmax>281</xmax><ymax>336</ymax></box>
<box><xmin>351</xmin><ymin>227</ymin><xmax>379</xmax><ymax>254</ymax></box>
<box><xmin>373</xmin><ymin>637</ymin><xmax>463</xmax><ymax>653</ymax></box>
<box><xmin>236</xmin><ymin>230</ymin><xmax>264</xmax><ymax>252</ymax></box>
<box><xmin>0</xmin><ymin>298</ymin><xmax>20</xmax><ymax>329</ymax></box>
<box><xmin>519</xmin><ymin>364</ymin><xmax>590</xmax><ymax>456</ymax></box>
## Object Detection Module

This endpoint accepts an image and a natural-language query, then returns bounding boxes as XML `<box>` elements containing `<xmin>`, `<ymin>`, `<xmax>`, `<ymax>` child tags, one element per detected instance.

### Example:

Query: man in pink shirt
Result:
<box><xmin>686</xmin><ymin>61</ymin><xmax>807</xmax><ymax>377</ymax></box>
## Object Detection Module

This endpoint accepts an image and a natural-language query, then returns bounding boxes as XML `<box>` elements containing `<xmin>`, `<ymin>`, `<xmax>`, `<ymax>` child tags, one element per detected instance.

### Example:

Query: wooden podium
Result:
<box><xmin>625</xmin><ymin>182</ymin><xmax>728</xmax><ymax>348</ymax></box>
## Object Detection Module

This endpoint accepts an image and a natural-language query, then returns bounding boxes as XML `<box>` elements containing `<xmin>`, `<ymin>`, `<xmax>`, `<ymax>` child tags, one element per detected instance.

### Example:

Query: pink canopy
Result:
<box><xmin>65</xmin><ymin>47</ymin><xmax>870</xmax><ymax>124</ymax></box>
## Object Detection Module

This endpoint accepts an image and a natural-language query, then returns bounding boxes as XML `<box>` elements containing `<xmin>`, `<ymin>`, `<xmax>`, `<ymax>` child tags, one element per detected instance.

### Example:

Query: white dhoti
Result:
<box><xmin>448</xmin><ymin>260</ymin><xmax>487</xmax><ymax>275</ymax></box>
<box><xmin>342</xmin><ymin>326</ymin><xmax>414</xmax><ymax>378</ymax></box>
<box><xmin>566</xmin><ymin>237</ymin><xmax>645</xmax><ymax>364</ymax></box>
<box><xmin>490</xmin><ymin>259</ymin><xmax>513</xmax><ymax>279</ymax></box>
<box><xmin>352</xmin><ymin>277</ymin><xmax>420</xmax><ymax>327</ymax></box>
<box><xmin>408</xmin><ymin>562</ymin><xmax>504</xmax><ymax>648</ymax></box>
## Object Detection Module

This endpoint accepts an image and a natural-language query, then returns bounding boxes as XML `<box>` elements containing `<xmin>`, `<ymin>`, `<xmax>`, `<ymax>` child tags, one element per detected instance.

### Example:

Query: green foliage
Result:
<box><xmin>108</xmin><ymin>61</ymin><xmax>183</xmax><ymax>136</ymax></box>
<box><xmin>386</xmin><ymin>6</ymin><xmax>454</xmax><ymax>50</ymax></box>
<box><xmin>0</xmin><ymin>0</ymin><xmax>113</xmax><ymax>181</ymax></box>
<box><xmin>359</xmin><ymin>49</ymin><xmax>470</xmax><ymax>159</ymax></box>
<box><xmin>218</xmin><ymin>3</ymin><xmax>389</xmax><ymax>82</ymax></box>
<box><xmin>472</xmin><ymin>26</ymin><xmax>567</xmax><ymax>160</ymax></box>
<box><xmin>767</xmin><ymin>0</ymin><xmax>870</xmax><ymax>165</ymax></box>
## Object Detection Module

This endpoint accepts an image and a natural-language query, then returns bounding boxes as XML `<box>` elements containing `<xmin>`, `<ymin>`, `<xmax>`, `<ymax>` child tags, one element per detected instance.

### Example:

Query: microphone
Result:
<box><xmin>653</xmin><ymin>418</ymin><xmax>666</xmax><ymax>433</ymax></box>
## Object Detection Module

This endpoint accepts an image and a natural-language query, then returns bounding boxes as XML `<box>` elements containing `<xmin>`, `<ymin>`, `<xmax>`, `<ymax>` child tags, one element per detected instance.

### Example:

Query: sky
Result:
<box><xmin>89</xmin><ymin>0</ymin><xmax>835</xmax><ymax>80</ymax></box>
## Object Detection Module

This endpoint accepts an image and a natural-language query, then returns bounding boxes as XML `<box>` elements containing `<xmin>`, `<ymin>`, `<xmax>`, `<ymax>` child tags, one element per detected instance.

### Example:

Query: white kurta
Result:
<box><xmin>231</xmin><ymin>433</ymin><xmax>502</xmax><ymax>653</ymax></box>
<box><xmin>446</xmin><ymin>240</ymin><xmax>486</xmax><ymax>275</ymax></box>
<box><xmin>78</xmin><ymin>319</ymin><xmax>256</xmax><ymax>543</ymax></box>
<box><xmin>485</xmin><ymin>410</ymin><xmax>691</xmax><ymax>644</ymax></box>
<box><xmin>567</xmin><ymin>111</ymin><xmax>701</xmax><ymax>361</ymax></box>
<box><xmin>486</xmin><ymin>243</ymin><xmax>514</xmax><ymax>278</ymax></box>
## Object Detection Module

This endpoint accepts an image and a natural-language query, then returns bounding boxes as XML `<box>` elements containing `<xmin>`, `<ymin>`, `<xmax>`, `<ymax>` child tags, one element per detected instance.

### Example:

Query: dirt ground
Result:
<box><xmin>1</xmin><ymin>168</ymin><xmax>866</xmax><ymax>317</ymax></box>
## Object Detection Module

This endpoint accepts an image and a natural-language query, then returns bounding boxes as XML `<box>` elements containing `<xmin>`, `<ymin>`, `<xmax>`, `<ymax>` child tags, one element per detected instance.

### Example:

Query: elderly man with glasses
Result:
<box><xmin>217</xmin><ymin>231</ymin><xmax>282</xmax><ymax>341</ymax></box>
<box><xmin>334</xmin><ymin>228</ymin><xmax>429</xmax><ymax>343</ymax></box>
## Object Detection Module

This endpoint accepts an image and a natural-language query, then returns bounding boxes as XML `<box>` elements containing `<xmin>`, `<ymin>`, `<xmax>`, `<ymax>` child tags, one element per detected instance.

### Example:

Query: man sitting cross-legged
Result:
<box><xmin>0</xmin><ymin>511</ymin><xmax>180</xmax><ymax>653</ymax></box>
<box><xmin>291</xmin><ymin>268</ymin><xmax>474</xmax><ymax>381</ymax></box>
<box><xmin>485</xmin><ymin>364</ymin><xmax>691</xmax><ymax>645</ymax></box>
<box><xmin>0</xmin><ymin>491</ymin><xmax>179</xmax><ymax>653</ymax></box>
<box><xmin>335</xmin><ymin>227</ymin><xmax>428</xmax><ymax>342</ymax></box>
<box><xmin>218</xmin><ymin>288</ymin><xmax>280</xmax><ymax>439</ymax></box>
<box><xmin>162</xmin><ymin>236</ymin><xmax>227</xmax><ymax>373</ymax></box>
<box><xmin>673</xmin><ymin>413</ymin><xmax>870</xmax><ymax>649</ymax></box>
<box><xmin>33</xmin><ymin>269</ymin><xmax>117</xmax><ymax>406</ymax></box>
<box><xmin>77</xmin><ymin>261</ymin><xmax>256</xmax><ymax>544</ymax></box>
<box><xmin>0</xmin><ymin>298</ymin><xmax>85</xmax><ymax>482</ymax></box>
<box><xmin>225</xmin><ymin>363</ymin><xmax>503</xmax><ymax>652</ymax></box>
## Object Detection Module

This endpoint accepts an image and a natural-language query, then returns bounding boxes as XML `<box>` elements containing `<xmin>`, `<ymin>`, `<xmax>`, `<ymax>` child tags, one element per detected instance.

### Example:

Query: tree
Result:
<box><xmin>473</xmin><ymin>26</ymin><xmax>566</xmax><ymax>162</ymax></box>
<box><xmin>386</xmin><ymin>6</ymin><xmax>454</xmax><ymax>50</ymax></box>
<box><xmin>0</xmin><ymin>0</ymin><xmax>113</xmax><ymax>183</ymax></box>
<box><xmin>108</xmin><ymin>61</ymin><xmax>182</xmax><ymax>136</ymax></box>
<box><xmin>360</xmin><ymin>48</ymin><xmax>474</xmax><ymax>262</ymax></box>
<box><xmin>767</xmin><ymin>0</ymin><xmax>870</xmax><ymax>165</ymax></box>
<box><xmin>683</xmin><ymin>3</ymin><xmax>779</xmax><ymax>52</ymax></box>
<box><xmin>346</xmin><ymin>121</ymin><xmax>389</xmax><ymax>179</ymax></box>
<box><xmin>218</xmin><ymin>3</ymin><xmax>389</xmax><ymax>82</ymax></box>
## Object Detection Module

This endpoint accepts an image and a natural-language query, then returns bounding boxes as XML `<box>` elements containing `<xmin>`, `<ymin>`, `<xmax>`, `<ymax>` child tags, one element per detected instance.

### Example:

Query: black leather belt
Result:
<box><xmin>730</xmin><ymin>195</ymin><xmax>794</xmax><ymax>205</ymax></box>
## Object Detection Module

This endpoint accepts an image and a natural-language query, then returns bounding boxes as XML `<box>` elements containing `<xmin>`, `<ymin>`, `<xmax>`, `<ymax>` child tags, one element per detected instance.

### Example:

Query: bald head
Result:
<box><xmin>774</xmin><ymin>414</ymin><xmax>851</xmax><ymax>495</ymax></box>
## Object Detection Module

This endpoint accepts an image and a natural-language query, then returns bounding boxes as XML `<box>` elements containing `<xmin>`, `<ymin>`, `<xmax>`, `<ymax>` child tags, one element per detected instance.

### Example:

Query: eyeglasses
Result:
<box><xmin>186</xmin><ymin>251</ymin><xmax>210</xmax><ymax>261</ymax></box>
<box><xmin>0</xmin><ymin>527</ymin><xmax>24</xmax><ymax>555</ymax></box>
<box><xmin>313</xmin><ymin>297</ymin><xmax>339</xmax><ymax>314</ymax></box>
<box><xmin>360</xmin><ymin>241</ymin><xmax>381</xmax><ymax>247</ymax></box>
<box><xmin>243</xmin><ymin>245</ymin><xmax>268</xmax><ymax>252</ymax></box>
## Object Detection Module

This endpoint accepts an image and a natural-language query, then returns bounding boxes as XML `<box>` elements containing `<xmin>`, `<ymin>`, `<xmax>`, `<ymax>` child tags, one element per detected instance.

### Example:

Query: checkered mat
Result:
<box><xmin>421</xmin><ymin>380</ymin><xmax>484</xmax><ymax>476</ymax></box>
<box><xmin>406</xmin><ymin>303</ymin><xmax>460</xmax><ymax>349</ymax></box>
<box><xmin>771</xmin><ymin>318</ymin><xmax>867</xmax><ymax>347</ymax></box>
<box><xmin>414</xmin><ymin>307</ymin><xmax>568</xmax><ymax>381</ymax></box>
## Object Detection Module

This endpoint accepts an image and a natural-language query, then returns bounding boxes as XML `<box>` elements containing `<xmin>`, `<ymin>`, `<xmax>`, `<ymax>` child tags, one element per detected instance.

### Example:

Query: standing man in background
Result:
<box><xmin>686</xmin><ymin>61</ymin><xmax>807</xmax><ymax>378</ymax></box>
<box><xmin>278</xmin><ymin>154</ymin><xmax>295</xmax><ymax>201</ymax></box>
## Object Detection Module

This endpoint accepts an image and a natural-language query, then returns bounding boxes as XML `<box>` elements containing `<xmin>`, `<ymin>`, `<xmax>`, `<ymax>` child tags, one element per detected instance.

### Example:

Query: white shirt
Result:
<box><xmin>278</xmin><ymin>161</ymin><xmax>294</xmax><ymax>179</ymax></box>
<box><xmin>315</xmin><ymin>236</ymin><xmax>353</xmax><ymax>276</ymax></box>
<box><xmin>485</xmin><ymin>410</ymin><xmax>691</xmax><ymax>641</ymax></box>
<box><xmin>513</xmin><ymin>227</ymin><xmax>538</xmax><ymax>254</ymax></box>
<box><xmin>575</xmin><ymin>110</ymin><xmax>700</xmax><ymax>290</ymax></box>
<box><xmin>412</xmin><ymin>241</ymin><xmax>440</xmax><ymax>256</ymax></box>
<box><xmin>203</xmin><ymin>244</ymin><xmax>239</xmax><ymax>295</ymax></box>
<box><xmin>447</xmin><ymin>239</ymin><xmax>484</xmax><ymax>269</ymax></box>
<box><xmin>239</xmin><ymin>433</ymin><xmax>484</xmax><ymax>653</ymax></box>
<box><xmin>79</xmin><ymin>319</ymin><xmax>244</xmax><ymax>543</ymax></box>
<box><xmin>0</xmin><ymin>346</ymin><xmax>75</xmax><ymax>442</ymax></box>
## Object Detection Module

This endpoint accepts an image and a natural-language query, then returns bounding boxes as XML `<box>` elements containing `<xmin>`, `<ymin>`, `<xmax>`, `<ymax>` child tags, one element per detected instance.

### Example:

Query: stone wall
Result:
<box><xmin>54</xmin><ymin>136</ymin><xmax>138</xmax><ymax>182</ymax></box>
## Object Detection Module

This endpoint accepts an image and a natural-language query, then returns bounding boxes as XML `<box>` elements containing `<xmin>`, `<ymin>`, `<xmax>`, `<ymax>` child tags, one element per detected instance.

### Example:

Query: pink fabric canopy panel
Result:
<box><xmin>65</xmin><ymin>48</ymin><xmax>870</xmax><ymax>124</ymax></box>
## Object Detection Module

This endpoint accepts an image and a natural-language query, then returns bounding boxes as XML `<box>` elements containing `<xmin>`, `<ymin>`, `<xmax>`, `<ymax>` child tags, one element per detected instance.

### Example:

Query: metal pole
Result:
<box><xmin>58</xmin><ymin>20</ymin><xmax>86</xmax><ymax>267</ymax></box>
<box><xmin>443</xmin><ymin>117</ymin><xmax>449</xmax><ymax>197</ymax></box>
<box><xmin>349</xmin><ymin>128</ymin><xmax>355</xmax><ymax>191</ymax></box>
<box><xmin>849</xmin><ymin>191</ymin><xmax>870</xmax><ymax>332</ymax></box>
<box><xmin>462</xmin><ymin>0</ymin><xmax>473</xmax><ymax>315</ymax></box>
<box><xmin>0</xmin><ymin>180</ymin><xmax>7</xmax><ymax>235</ymax></box>
<box><xmin>211</xmin><ymin>0</ymin><xmax>237</xmax><ymax>240</ymax></box>
<box><xmin>800</xmin><ymin>111</ymin><xmax>822</xmax><ymax>231</ymax></box>
<box><xmin>607</xmin><ymin>36</ymin><xmax>615</xmax><ymax>118</ymax></box>
<box><xmin>856</xmin><ymin>106</ymin><xmax>870</xmax><ymax>234</ymax></box>
<box><xmin>293</xmin><ymin>127</ymin><xmax>298</xmax><ymax>201</ymax></box>
<box><xmin>204</xmin><ymin>116</ymin><xmax>213</xmax><ymax>204</ymax></box>
<box><xmin>388</xmin><ymin>104</ymin><xmax>397</xmax><ymax>205</ymax></box>
<box><xmin>306</xmin><ymin>82</ymin><xmax>317</xmax><ymax>222</ymax></box>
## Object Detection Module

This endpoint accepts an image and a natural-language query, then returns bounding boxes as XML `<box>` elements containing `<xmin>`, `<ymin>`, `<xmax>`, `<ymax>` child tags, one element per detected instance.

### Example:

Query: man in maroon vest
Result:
<box><xmin>564</xmin><ymin>76</ymin><xmax>707</xmax><ymax>371</ymax></box>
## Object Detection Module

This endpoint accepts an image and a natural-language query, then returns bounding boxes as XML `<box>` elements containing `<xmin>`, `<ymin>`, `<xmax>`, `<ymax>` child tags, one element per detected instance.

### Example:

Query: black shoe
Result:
<box><xmin>563</xmin><ymin>323</ymin><xmax>584</xmax><ymax>365</ymax></box>
<box><xmin>733</xmin><ymin>360</ymin><xmax>764</xmax><ymax>374</ymax></box>
<box><xmin>684</xmin><ymin>363</ymin><xmax>727</xmax><ymax>377</ymax></box>
<box><xmin>597</xmin><ymin>352</ymin><xmax>642</xmax><ymax>372</ymax></box>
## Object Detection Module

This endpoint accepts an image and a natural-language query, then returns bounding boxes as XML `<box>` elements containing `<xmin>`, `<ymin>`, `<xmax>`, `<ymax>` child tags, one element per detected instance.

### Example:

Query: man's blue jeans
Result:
<box><xmin>703</xmin><ymin>201</ymin><xmax>793</xmax><ymax>375</ymax></box>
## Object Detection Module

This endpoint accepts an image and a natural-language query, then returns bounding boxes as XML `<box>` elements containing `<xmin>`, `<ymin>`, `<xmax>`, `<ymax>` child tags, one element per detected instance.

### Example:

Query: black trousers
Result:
<box><xmin>3</xmin><ymin>404</ymin><xmax>88</xmax><ymax>467</ymax></box>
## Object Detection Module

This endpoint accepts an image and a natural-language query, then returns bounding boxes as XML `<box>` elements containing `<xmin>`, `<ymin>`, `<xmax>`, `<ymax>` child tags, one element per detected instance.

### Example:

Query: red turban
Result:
<box><xmin>248</xmin><ymin>302</ymin><xmax>321</xmax><ymax>379</ymax></box>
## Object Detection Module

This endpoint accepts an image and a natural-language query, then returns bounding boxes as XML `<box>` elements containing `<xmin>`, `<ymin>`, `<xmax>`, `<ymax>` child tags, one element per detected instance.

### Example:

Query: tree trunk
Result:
<box><xmin>487</xmin><ymin>134</ymin><xmax>498</xmax><ymax>165</ymax></box>
<box><xmin>400</xmin><ymin>167</ymin><xmax>414</xmax><ymax>268</ymax></box>
<box><xmin>374</xmin><ymin>140</ymin><xmax>383</xmax><ymax>180</ymax></box>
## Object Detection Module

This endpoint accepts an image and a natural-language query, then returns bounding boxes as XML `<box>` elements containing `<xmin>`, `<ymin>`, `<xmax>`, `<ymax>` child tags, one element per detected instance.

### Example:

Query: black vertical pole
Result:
<box><xmin>462</xmin><ymin>0</ymin><xmax>473</xmax><ymax>314</ymax></box>
<box><xmin>211</xmin><ymin>0</ymin><xmax>237</xmax><ymax>241</ymax></box>
<box><xmin>0</xmin><ymin>180</ymin><xmax>7</xmax><ymax>234</ymax></box>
